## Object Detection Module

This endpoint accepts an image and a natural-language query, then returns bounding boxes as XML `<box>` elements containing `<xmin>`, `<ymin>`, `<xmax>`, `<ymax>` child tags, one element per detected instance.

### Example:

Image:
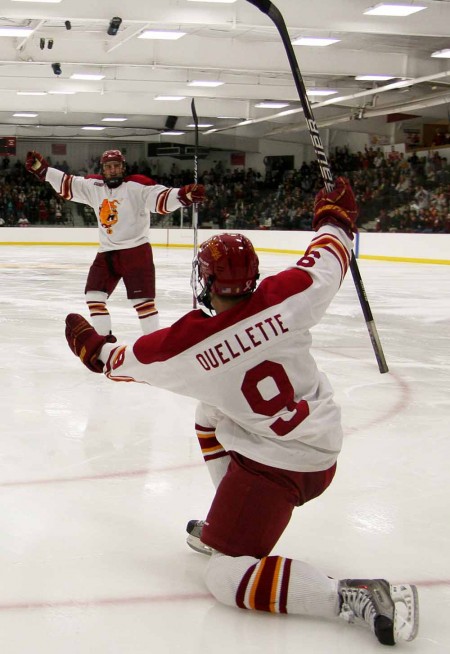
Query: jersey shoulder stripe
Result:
<box><xmin>155</xmin><ymin>188</ymin><xmax>172</xmax><ymax>214</ymax></box>
<box><xmin>60</xmin><ymin>173</ymin><xmax>73</xmax><ymax>200</ymax></box>
<box><xmin>124</xmin><ymin>174</ymin><xmax>157</xmax><ymax>186</ymax></box>
<box><xmin>306</xmin><ymin>231</ymin><xmax>350</xmax><ymax>284</ymax></box>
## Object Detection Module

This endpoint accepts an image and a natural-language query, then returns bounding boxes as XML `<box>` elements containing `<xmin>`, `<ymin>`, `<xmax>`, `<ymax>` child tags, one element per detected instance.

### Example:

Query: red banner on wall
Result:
<box><xmin>231</xmin><ymin>152</ymin><xmax>245</xmax><ymax>166</ymax></box>
<box><xmin>0</xmin><ymin>137</ymin><xmax>16</xmax><ymax>155</ymax></box>
<box><xmin>52</xmin><ymin>143</ymin><xmax>67</xmax><ymax>155</ymax></box>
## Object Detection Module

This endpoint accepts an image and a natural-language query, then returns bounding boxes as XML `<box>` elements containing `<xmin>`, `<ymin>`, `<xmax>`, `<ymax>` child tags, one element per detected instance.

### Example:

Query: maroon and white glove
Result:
<box><xmin>177</xmin><ymin>183</ymin><xmax>205</xmax><ymax>207</ymax></box>
<box><xmin>313</xmin><ymin>176</ymin><xmax>358</xmax><ymax>239</ymax></box>
<box><xmin>25</xmin><ymin>151</ymin><xmax>49</xmax><ymax>182</ymax></box>
<box><xmin>65</xmin><ymin>314</ymin><xmax>116</xmax><ymax>373</ymax></box>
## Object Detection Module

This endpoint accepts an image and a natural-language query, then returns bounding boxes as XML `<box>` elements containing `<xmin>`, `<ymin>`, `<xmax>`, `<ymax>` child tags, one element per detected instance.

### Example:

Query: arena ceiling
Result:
<box><xmin>0</xmin><ymin>0</ymin><xmax>449</xmax><ymax>152</ymax></box>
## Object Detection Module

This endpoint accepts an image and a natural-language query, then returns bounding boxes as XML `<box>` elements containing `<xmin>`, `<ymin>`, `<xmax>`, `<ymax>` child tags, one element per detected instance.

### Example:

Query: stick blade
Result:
<box><xmin>246</xmin><ymin>0</ymin><xmax>272</xmax><ymax>14</ymax></box>
<box><xmin>191</xmin><ymin>98</ymin><xmax>198</xmax><ymax>126</ymax></box>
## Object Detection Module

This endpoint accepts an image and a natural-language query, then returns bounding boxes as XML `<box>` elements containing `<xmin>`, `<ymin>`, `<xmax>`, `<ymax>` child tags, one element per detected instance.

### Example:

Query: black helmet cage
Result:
<box><xmin>100</xmin><ymin>149</ymin><xmax>126</xmax><ymax>188</ymax></box>
<box><xmin>191</xmin><ymin>257</ymin><xmax>214</xmax><ymax>311</ymax></box>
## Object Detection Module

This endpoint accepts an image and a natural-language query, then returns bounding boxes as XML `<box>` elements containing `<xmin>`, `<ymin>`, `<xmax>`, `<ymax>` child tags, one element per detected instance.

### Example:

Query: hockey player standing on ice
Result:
<box><xmin>25</xmin><ymin>149</ymin><xmax>205</xmax><ymax>337</ymax></box>
<box><xmin>65</xmin><ymin>177</ymin><xmax>418</xmax><ymax>646</ymax></box>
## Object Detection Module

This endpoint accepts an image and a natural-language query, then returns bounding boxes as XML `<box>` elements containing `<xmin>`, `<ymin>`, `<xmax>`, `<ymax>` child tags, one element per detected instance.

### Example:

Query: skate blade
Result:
<box><xmin>392</xmin><ymin>584</ymin><xmax>419</xmax><ymax>642</ymax></box>
<box><xmin>186</xmin><ymin>534</ymin><xmax>213</xmax><ymax>556</ymax></box>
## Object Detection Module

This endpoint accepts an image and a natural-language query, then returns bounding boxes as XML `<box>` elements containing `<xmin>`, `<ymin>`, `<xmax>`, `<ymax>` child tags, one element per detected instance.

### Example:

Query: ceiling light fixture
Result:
<box><xmin>355</xmin><ymin>75</ymin><xmax>395</xmax><ymax>81</ymax></box>
<box><xmin>292</xmin><ymin>37</ymin><xmax>340</xmax><ymax>46</ymax></box>
<box><xmin>161</xmin><ymin>131</ymin><xmax>185</xmax><ymax>135</ymax></box>
<box><xmin>81</xmin><ymin>126</ymin><xmax>105</xmax><ymax>130</ymax></box>
<box><xmin>138</xmin><ymin>30</ymin><xmax>186</xmax><ymax>40</ymax></box>
<box><xmin>17</xmin><ymin>91</ymin><xmax>47</xmax><ymax>96</ymax></box>
<box><xmin>101</xmin><ymin>117</ymin><xmax>128</xmax><ymax>122</ymax></box>
<box><xmin>0</xmin><ymin>27</ymin><xmax>34</xmax><ymax>37</ymax></box>
<box><xmin>11</xmin><ymin>0</ymin><xmax>62</xmax><ymax>3</ymax></box>
<box><xmin>187</xmin><ymin>80</ymin><xmax>224</xmax><ymax>87</ymax></box>
<box><xmin>187</xmin><ymin>0</ymin><xmax>237</xmax><ymax>3</ymax></box>
<box><xmin>186</xmin><ymin>123</ymin><xmax>214</xmax><ymax>128</ymax></box>
<box><xmin>13</xmin><ymin>112</ymin><xmax>38</xmax><ymax>117</ymax></box>
<box><xmin>363</xmin><ymin>4</ymin><xmax>426</xmax><ymax>16</ymax></box>
<box><xmin>255</xmin><ymin>101</ymin><xmax>289</xmax><ymax>109</ymax></box>
<box><xmin>154</xmin><ymin>96</ymin><xmax>186</xmax><ymax>101</ymax></box>
<box><xmin>71</xmin><ymin>73</ymin><xmax>105</xmax><ymax>80</ymax></box>
<box><xmin>431</xmin><ymin>49</ymin><xmax>450</xmax><ymax>59</ymax></box>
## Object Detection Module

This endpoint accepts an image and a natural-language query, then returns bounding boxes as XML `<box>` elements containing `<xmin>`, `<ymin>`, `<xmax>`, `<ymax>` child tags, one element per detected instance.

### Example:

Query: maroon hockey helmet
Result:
<box><xmin>192</xmin><ymin>233</ymin><xmax>259</xmax><ymax>310</ymax></box>
<box><xmin>100</xmin><ymin>149</ymin><xmax>126</xmax><ymax>166</ymax></box>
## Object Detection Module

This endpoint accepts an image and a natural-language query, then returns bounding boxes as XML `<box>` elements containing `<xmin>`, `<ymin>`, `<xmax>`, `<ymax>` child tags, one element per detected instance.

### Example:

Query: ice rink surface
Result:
<box><xmin>0</xmin><ymin>243</ymin><xmax>449</xmax><ymax>653</ymax></box>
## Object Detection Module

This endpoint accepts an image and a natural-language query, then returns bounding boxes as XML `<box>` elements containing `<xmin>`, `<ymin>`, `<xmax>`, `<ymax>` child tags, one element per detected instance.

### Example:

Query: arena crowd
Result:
<box><xmin>1</xmin><ymin>145</ymin><xmax>449</xmax><ymax>233</ymax></box>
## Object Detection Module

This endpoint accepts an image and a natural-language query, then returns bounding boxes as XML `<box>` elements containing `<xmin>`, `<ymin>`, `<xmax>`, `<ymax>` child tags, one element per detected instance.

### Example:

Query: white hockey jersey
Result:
<box><xmin>100</xmin><ymin>225</ymin><xmax>352</xmax><ymax>472</ymax></box>
<box><xmin>46</xmin><ymin>168</ymin><xmax>183</xmax><ymax>252</ymax></box>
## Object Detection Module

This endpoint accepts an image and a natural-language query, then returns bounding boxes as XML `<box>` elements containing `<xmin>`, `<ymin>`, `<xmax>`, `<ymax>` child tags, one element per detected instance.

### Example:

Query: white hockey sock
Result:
<box><xmin>205</xmin><ymin>553</ymin><xmax>339</xmax><ymax>618</ymax></box>
<box><xmin>86</xmin><ymin>291</ymin><xmax>112</xmax><ymax>336</ymax></box>
<box><xmin>131</xmin><ymin>298</ymin><xmax>160</xmax><ymax>334</ymax></box>
<box><xmin>195</xmin><ymin>424</ymin><xmax>230</xmax><ymax>488</ymax></box>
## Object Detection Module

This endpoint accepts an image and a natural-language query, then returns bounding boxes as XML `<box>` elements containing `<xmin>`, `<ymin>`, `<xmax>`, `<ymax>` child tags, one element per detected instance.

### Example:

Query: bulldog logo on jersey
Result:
<box><xmin>99</xmin><ymin>199</ymin><xmax>119</xmax><ymax>234</ymax></box>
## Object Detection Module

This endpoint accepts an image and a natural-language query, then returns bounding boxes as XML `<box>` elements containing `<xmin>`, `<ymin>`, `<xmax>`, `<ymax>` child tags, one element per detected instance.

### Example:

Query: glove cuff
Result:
<box><xmin>313</xmin><ymin>216</ymin><xmax>355</xmax><ymax>240</ymax></box>
<box><xmin>177</xmin><ymin>188</ymin><xmax>192</xmax><ymax>207</ymax></box>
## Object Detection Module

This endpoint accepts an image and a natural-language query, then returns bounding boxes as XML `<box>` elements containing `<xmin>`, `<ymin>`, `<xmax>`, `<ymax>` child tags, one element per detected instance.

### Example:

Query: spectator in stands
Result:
<box><xmin>38</xmin><ymin>200</ymin><xmax>49</xmax><ymax>225</ymax></box>
<box><xmin>54</xmin><ymin>202</ymin><xmax>63</xmax><ymax>225</ymax></box>
<box><xmin>17</xmin><ymin>215</ymin><xmax>30</xmax><ymax>227</ymax></box>
<box><xmin>395</xmin><ymin>174</ymin><xmax>411</xmax><ymax>202</ymax></box>
<box><xmin>0</xmin><ymin>142</ymin><xmax>448</xmax><ymax>235</ymax></box>
<box><xmin>415</xmin><ymin>185</ymin><xmax>430</xmax><ymax>211</ymax></box>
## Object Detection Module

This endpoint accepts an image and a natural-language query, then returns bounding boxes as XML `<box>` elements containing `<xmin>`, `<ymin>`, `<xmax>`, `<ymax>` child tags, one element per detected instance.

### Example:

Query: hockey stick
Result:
<box><xmin>191</xmin><ymin>98</ymin><xmax>199</xmax><ymax>308</ymax></box>
<box><xmin>246</xmin><ymin>0</ymin><xmax>389</xmax><ymax>374</ymax></box>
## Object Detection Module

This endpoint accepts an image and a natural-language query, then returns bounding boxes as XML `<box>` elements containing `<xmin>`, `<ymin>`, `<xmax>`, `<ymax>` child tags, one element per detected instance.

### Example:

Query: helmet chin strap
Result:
<box><xmin>104</xmin><ymin>176</ymin><xmax>123</xmax><ymax>189</ymax></box>
<box><xmin>198</xmin><ymin>276</ymin><xmax>214</xmax><ymax>312</ymax></box>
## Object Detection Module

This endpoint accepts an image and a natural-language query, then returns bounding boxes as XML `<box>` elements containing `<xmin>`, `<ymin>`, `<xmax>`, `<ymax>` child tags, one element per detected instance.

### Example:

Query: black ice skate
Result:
<box><xmin>338</xmin><ymin>578</ymin><xmax>419</xmax><ymax>646</ymax></box>
<box><xmin>186</xmin><ymin>520</ymin><xmax>213</xmax><ymax>555</ymax></box>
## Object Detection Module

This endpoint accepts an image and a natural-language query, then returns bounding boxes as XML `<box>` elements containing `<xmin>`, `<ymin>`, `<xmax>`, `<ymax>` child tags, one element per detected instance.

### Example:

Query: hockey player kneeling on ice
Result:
<box><xmin>26</xmin><ymin>149</ymin><xmax>205</xmax><ymax>338</ymax></box>
<box><xmin>65</xmin><ymin>177</ymin><xmax>418</xmax><ymax>647</ymax></box>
